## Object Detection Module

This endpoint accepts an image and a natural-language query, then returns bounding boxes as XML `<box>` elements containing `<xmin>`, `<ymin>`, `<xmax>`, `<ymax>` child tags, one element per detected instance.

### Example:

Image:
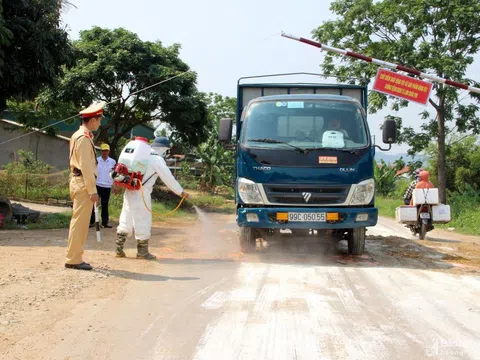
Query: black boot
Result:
<box><xmin>116</xmin><ymin>232</ymin><xmax>127</xmax><ymax>258</ymax></box>
<box><xmin>136</xmin><ymin>239</ymin><xmax>156</xmax><ymax>260</ymax></box>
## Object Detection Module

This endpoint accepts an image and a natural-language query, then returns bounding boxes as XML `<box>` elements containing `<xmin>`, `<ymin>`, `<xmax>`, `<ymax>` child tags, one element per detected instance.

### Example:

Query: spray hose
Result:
<box><xmin>139</xmin><ymin>182</ymin><xmax>189</xmax><ymax>216</ymax></box>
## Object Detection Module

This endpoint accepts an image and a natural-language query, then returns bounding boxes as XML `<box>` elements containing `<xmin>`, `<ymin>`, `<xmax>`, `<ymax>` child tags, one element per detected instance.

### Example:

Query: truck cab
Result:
<box><xmin>219</xmin><ymin>74</ymin><xmax>396</xmax><ymax>255</ymax></box>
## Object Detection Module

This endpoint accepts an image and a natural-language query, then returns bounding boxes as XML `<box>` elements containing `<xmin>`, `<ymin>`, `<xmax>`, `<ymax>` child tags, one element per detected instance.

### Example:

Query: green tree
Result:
<box><xmin>196</xmin><ymin>130</ymin><xmax>234</xmax><ymax>193</ymax></box>
<box><xmin>204</xmin><ymin>92</ymin><xmax>237</xmax><ymax>125</ymax></box>
<box><xmin>0</xmin><ymin>0</ymin><xmax>74</xmax><ymax>111</ymax></box>
<box><xmin>425</xmin><ymin>135</ymin><xmax>480</xmax><ymax>192</ymax></box>
<box><xmin>41</xmin><ymin>27</ymin><xmax>210</xmax><ymax>156</ymax></box>
<box><xmin>193</xmin><ymin>93</ymin><xmax>237</xmax><ymax>192</ymax></box>
<box><xmin>172</xmin><ymin>92</ymin><xmax>237</xmax><ymax>156</ymax></box>
<box><xmin>6</xmin><ymin>98</ymin><xmax>77</xmax><ymax>136</ymax></box>
<box><xmin>313</xmin><ymin>0</ymin><xmax>480</xmax><ymax>203</ymax></box>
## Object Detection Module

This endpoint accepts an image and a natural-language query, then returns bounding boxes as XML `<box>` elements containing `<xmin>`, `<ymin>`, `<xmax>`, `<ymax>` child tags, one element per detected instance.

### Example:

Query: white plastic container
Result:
<box><xmin>412</xmin><ymin>188</ymin><xmax>439</xmax><ymax>205</ymax></box>
<box><xmin>395</xmin><ymin>206</ymin><xmax>417</xmax><ymax>223</ymax></box>
<box><xmin>322</xmin><ymin>131</ymin><xmax>345</xmax><ymax>148</ymax></box>
<box><xmin>118</xmin><ymin>137</ymin><xmax>151</xmax><ymax>175</ymax></box>
<box><xmin>432</xmin><ymin>204</ymin><xmax>451</xmax><ymax>223</ymax></box>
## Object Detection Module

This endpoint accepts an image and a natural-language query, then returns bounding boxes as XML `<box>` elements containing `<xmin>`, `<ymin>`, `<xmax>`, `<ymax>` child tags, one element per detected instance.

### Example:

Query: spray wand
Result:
<box><xmin>139</xmin><ymin>182</ymin><xmax>194</xmax><ymax>216</ymax></box>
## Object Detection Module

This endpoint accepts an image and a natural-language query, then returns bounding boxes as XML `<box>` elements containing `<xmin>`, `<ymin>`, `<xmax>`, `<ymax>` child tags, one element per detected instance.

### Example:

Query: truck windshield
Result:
<box><xmin>242</xmin><ymin>99</ymin><xmax>368</xmax><ymax>150</ymax></box>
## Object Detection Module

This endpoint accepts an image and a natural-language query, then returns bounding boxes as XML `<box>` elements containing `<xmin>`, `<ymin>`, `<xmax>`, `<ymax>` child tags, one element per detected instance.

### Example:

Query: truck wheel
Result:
<box><xmin>240</xmin><ymin>227</ymin><xmax>257</xmax><ymax>253</ymax></box>
<box><xmin>347</xmin><ymin>228</ymin><xmax>366</xmax><ymax>255</ymax></box>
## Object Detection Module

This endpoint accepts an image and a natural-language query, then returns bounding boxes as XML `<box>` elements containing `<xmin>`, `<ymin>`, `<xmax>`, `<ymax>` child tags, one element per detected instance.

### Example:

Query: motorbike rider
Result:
<box><xmin>403</xmin><ymin>168</ymin><xmax>423</xmax><ymax>205</ymax></box>
<box><xmin>406</xmin><ymin>170</ymin><xmax>435</xmax><ymax>235</ymax></box>
<box><xmin>115</xmin><ymin>136</ymin><xmax>189</xmax><ymax>259</ymax></box>
<box><xmin>409</xmin><ymin>170</ymin><xmax>434</xmax><ymax>205</ymax></box>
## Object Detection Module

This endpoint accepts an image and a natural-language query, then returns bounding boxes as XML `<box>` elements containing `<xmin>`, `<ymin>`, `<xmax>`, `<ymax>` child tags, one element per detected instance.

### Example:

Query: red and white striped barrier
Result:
<box><xmin>281</xmin><ymin>32</ymin><xmax>480</xmax><ymax>95</ymax></box>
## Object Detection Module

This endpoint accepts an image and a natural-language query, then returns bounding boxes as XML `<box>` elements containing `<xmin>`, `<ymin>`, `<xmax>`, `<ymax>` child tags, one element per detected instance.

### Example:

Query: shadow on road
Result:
<box><xmin>238</xmin><ymin>231</ymin><xmax>463</xmax><ymax>271</ymax></box>
<box><xmin>422</xmin><ymin>237</ymin><xmax>462</xmax><ymax>244</ymax></box>
<box><xmin>95</xmin><ymin>268</ymin><xmax>201</xmax><ymax>282</ymax></box>
<box><xmin>2</xmin><ymin>214</ymin><xmax>476</xmax><ymax>273</ymax></box>
<box><xmin>0</xmin><ymin>226</ymin><xmax>183</xmax><ymax>249</ymax></box>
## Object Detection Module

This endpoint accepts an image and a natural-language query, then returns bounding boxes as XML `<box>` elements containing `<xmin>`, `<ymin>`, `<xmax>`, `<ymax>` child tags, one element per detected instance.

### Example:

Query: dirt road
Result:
<box><xmin>0</xmin><ymin>213</ymin><xmax>479</xmax><ymax>360</ymax></box>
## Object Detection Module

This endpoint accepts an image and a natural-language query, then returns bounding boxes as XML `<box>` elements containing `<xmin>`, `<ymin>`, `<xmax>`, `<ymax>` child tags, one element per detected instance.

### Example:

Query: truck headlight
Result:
<box><xmin>350</xmin><ymin>178</ymin><xmax>375</xmax><ymax>205</ymax></box>
<box><xmin>238</xmin><ymin>177</ymin><xmax>264</xmax><ymax>204</ymax></box>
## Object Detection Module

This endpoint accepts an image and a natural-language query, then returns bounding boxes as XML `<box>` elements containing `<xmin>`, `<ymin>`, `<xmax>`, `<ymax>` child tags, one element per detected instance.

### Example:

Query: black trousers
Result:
<box><xmin>90</xmin><ymin>185</ymin><xmax>111</xmax><ymax>225</ymax></box>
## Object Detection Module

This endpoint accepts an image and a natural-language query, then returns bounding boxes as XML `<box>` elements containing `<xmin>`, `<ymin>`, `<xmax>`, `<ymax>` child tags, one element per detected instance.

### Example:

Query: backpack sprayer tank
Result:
<box><xmin>111</xmin><ymin>137</ymin><xmax>151</xmax><ymax>190</ymax></box>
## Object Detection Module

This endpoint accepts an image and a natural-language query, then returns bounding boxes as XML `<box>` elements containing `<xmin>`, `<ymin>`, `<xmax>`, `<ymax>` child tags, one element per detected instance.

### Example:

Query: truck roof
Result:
<box><xmin>251</xmin><ymin>94</ymin><xmax>361</xmax><ymax>103</ymax></box>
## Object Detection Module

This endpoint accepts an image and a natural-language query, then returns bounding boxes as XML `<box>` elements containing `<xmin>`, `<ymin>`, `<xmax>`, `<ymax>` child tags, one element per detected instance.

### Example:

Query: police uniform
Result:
<box><xmin>65</xmin><ymin>102</ymin><xmax>104</xmax><ymax>270</ymax></box>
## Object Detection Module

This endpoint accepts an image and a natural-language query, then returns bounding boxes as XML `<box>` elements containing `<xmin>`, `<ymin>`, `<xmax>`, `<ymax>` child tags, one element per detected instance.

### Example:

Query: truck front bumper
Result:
<box><xmin>237</xmin><ymin>207</ymin><xmax>378</xmax><ymax>229</ymax></box>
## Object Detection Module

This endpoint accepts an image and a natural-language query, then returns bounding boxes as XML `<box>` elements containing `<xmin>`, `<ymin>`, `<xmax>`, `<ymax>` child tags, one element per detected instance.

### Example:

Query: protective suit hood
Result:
<box><xmin>151</xmin><ymin>136</ymin><xmax>171</xmax><ymax>158</ymax></box>
<box><xmin>418</xmin><ymin>170</ymin><xmax>430</xmax><ymax>182</ymax></box>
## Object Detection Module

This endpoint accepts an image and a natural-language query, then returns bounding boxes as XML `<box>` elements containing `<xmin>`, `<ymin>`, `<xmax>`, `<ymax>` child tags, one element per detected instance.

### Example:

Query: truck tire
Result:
<box><xmin>240</xmin><ymin>227</ymin><xmax>257</xmax><ymax>253</ymax></box>
<box><xmin>348</xmin><ymin>228</ymin><xmax>366</xmax><ymax>255</ymax></box>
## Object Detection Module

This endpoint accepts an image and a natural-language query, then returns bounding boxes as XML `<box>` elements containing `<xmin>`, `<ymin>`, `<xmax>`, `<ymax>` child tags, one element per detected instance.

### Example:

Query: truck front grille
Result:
<box><xmin>263</xmin><ymin>184</ymin><xmax>350</xmax><ymax>205</ymax></box>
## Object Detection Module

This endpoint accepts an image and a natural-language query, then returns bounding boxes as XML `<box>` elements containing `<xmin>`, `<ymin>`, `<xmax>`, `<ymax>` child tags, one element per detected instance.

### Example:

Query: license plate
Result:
<box><xmin>288</xmin><ymin>213</ymin><xmax>326</xmax><ymax>222</ymax></box>
<box><xmin>420</xmin><ymin>212</ymin><xmax>430</xmax><ymax>219</ymax></box>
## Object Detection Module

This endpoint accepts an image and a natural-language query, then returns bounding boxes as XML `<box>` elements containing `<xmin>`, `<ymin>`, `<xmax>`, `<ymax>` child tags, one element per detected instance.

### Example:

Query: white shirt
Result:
<box><xmin>96</xmin><ymin>156</ymin><xmax>116</xmax><ymax>188</ymax></box>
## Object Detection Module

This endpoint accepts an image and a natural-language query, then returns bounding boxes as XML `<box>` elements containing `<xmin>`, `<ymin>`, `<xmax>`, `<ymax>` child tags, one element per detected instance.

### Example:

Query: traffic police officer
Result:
<box><xmin>65</xmin><ymin>101</ymin><xmax>105</xmax><ymax>270</ymax></box>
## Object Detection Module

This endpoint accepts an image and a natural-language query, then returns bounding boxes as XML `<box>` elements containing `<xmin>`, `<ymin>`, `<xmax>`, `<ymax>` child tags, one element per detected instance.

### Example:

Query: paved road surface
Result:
<box><xmin>1</xmin><ymin>215</ymin><xmax>479</xmax><ymax>360</ymax></box>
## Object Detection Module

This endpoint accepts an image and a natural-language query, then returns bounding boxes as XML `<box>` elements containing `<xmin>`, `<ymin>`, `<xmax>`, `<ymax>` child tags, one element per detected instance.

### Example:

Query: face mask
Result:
<box><xmin>151</xmin><ymin>146</ymin><xmax>169</xmax><ymax>158</ymax></box>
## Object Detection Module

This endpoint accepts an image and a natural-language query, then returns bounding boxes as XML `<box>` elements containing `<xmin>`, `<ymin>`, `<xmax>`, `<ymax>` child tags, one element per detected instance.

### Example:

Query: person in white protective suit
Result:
<box><xmin>115</xmin><ymin>137</ymin><xmax>189</xmax><ymax>259</ymax></box>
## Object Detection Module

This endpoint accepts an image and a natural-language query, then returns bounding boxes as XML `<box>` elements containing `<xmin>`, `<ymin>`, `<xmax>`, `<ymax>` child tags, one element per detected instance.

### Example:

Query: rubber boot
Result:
<box><xmin>136</xmin><ymin>239</ymin><xmax>156</xmax><ymax>260</ymax></box>
<box><xmin>115</xmin><ymin>232</ymin><xmax>127</xmax><ymax>258</ymax></box>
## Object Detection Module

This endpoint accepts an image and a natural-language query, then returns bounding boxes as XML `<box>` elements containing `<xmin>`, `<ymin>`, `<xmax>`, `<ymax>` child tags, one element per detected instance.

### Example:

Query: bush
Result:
<box><xmin>0</xmin><ymin>150</ymin><xmax>70</xmax><ymax>201</ymax></box>
<box><xmin>394</xmin><ymin>178</ymin><xmax>412</xmax><ymax>199</ymax></box>
<box><xmin>377</xmin><ymin>185</ymin><xmax>480</xmax><ymax>236</ymax></box>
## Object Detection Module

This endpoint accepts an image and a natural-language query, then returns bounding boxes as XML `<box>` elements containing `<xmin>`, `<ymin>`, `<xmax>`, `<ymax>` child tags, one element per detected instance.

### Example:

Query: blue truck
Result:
<box><xmin>218</xmin><ymin>73</ymin><xmax>396</xmax><ymax>255</ymax></box>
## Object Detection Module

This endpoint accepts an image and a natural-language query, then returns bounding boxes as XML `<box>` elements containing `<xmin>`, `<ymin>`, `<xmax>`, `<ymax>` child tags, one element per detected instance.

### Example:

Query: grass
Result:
<box><xmin>179</xmin><ymin>179</ymin><xmax>202</xmax><ymax>190</ymax></box>
<box><xmin>190</xmin><ymin>194</ymin><xmax>235</xmax><ymax>214</ymax></box>
<box><xmin>108</xmin><ymin>191</ymin><xmax>235</xmax><ymax>220</ymax></box>
<box><xmin>376</xmin><ymin>195</ymin><xmax>480</xmax><ymax>236</ymax></box>
<box><xmin>2</xmin><ymin>182</ymin><xmax>237</xmax><ymax>230</ymax></box>
<box><xmin>375</xmin><ymin>196</ymin><xmax>399</xmax><ymax>219</ymax></box>
<box><xmin>436</xmin><ymin>192</ymin><xmax>480</xmax><ymax>236</ymax></box>
<box><xmin>437</xmin><ymin>211</ymin><xmax>480</xmax><ymax>236</ymax></box>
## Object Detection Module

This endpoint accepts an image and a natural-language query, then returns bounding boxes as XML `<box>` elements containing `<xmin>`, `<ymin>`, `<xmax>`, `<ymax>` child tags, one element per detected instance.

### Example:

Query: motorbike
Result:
<box><xmin>407</xmin><ymin>203</ymin><xmax>434</xmax><ymax>240</ymax></box>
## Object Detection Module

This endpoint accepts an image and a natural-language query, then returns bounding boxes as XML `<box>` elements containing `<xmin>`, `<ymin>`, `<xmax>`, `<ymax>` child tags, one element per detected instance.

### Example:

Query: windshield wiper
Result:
<box><xmin>329</xmin><ymin>148</ymin><xmax>361</xmax><ymax>154</ymax></box>
<box><xmin>247</xmin><ymin>138</ymin><xmax>308</xmax><ymax>154</ymax></box>
<box><xmin>303</xmin><ymin>147</ymin><xmax>361</xmax><ymax>154</ymax></box>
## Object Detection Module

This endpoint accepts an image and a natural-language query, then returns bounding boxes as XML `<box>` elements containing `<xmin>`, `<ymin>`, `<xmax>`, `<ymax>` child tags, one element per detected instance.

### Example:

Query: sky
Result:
<box><xmin>61</xmin><ymin>0</ymin><xmax>480</xmax><ymax>155</ymax></box>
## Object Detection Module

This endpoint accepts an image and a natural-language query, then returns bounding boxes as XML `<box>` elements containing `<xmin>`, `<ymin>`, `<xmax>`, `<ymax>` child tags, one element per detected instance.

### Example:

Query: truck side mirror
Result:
<box><xmin>382</xmin><ymin>118</ymin><xmax>396</xmax><ymax>144</ymax></box>
<box><xmin>218</xmin><ymin>118</ymin><xmax>233</xmax><ymax>143</ymax></box>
